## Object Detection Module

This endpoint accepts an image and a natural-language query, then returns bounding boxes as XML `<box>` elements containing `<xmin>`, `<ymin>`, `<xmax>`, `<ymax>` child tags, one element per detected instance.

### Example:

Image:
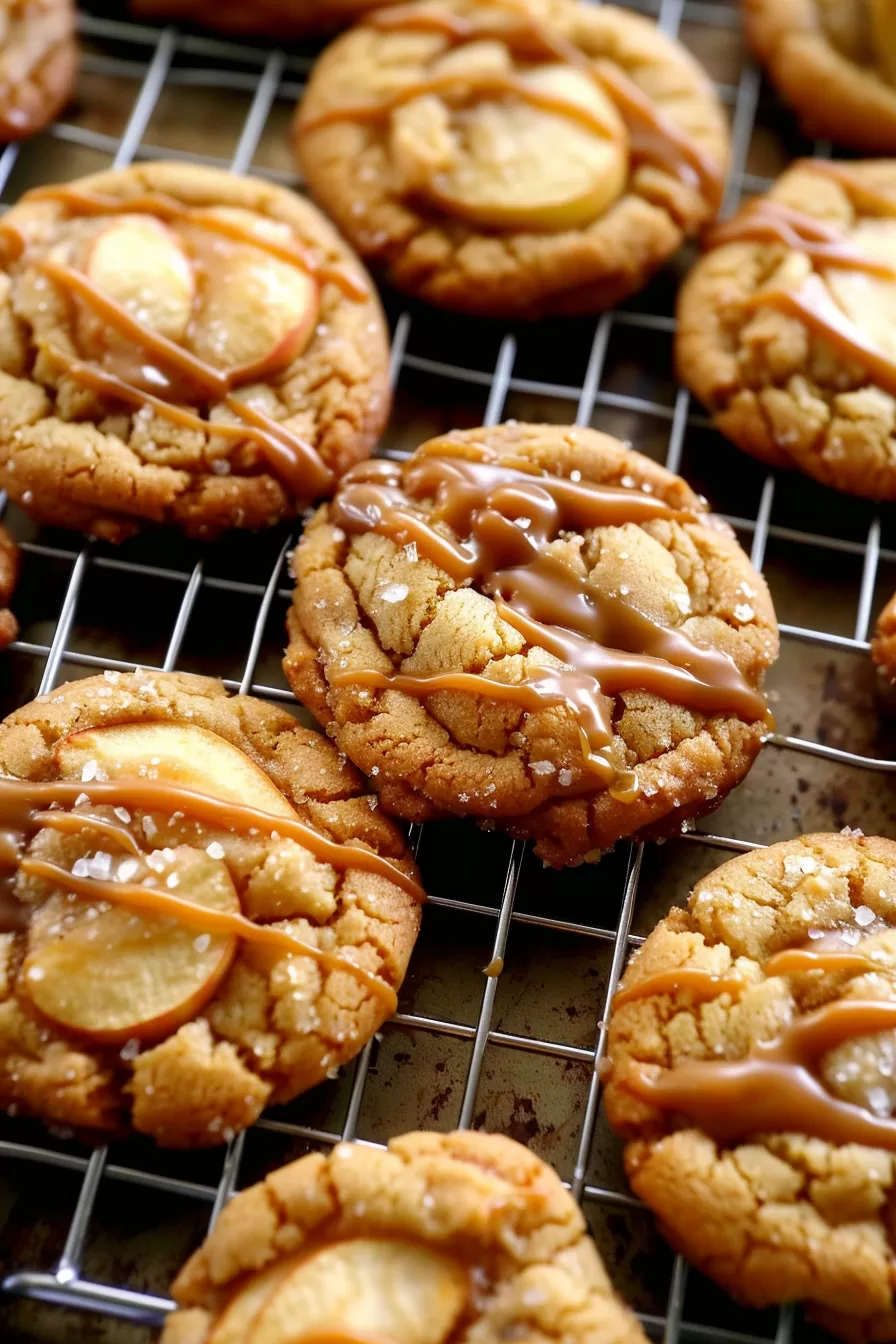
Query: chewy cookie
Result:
<box><xmin>294</xmin><ymin>0</ymin><xmax>730</xmax><ymax>318</ymax></box>
<box><xmin>604</xmin><ymin>832</ymin><xmax>896</xmax><ymax>1342</ymax></box>
<box><xmin>283</xmin><ymin>423</ymin><xmax>778</xmax><ymax>868</ymax></box>
<box><xmin>745</xmin><ymin>0</ymin><xmax>896</xmax><ymax>151</ymax></box>
<box><xmin>0</xmin><ymin>0</ymin><xmax>76</xmax><ymax>141</ymax></box>
<box><xmin>0</xmin><ymin>161</ymin><xmax>390</xmax><ymax>542</ymax></box>
<box><xmin>160</xmin><ymin>1130</ymin><xmax>648</xmax><ymax>1344</ymax></box>
<box><xmin>678</xmin><ymin>157</ymin><xmax>896</xmax><ymax>499</ymax></box>
<box><xmin>0</xmin><ymin>523</ymin><xmax>18</xmax><ymax>648</ymax></box>
<box><xmin>129</xmin><ymin>0</ymin><xmax>399</xmax><ymax>37</ymax></box>
<box><xmin>0</xmin><ymin>670</ymin><xmax>422</xmax><ymax>1147</ymax></box>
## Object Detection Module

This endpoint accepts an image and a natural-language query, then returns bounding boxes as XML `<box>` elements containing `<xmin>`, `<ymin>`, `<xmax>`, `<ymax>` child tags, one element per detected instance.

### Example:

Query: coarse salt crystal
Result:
<box><xmin>193</xmin><ymin>934</ymin><xmax>211</xmax><ymax>953</ymax></box>
<box><xmin>570</xmin><ymin>469</ymin><xmax>582</xmax><ymax>482</ymax></box>
<box><xmin>117</xmin><ymin>858</ymin><xmax>139</xmax><ymax>882</ymax></box>
<box><xmin>530</xmin><ymin>760</ymin><xmax>555</xmax><ymax>775</ymax></box>
<box><xmin>558</xmin><ymin>768</ymin><xmax>573</xmax><ymax>786</ymax></box>
<box><xmin>114</xmin><ymin>807</ymin><xmax>131</xmax><ymax>824</ymax></box>
<box><xmin>206</xmin><ymin>841</ymin><xmax>225</xmax><ymax>860</ymax></box>
<box><xmin>402</xmin><ymin>542</ymin><xmax>418</xmax><ymax>563</ymax></box>
<box><xmin>379</xmin><ymin>583</ymin><xmax>409</xmax><ymax>603</ymax></box>
<box><xmin>81</xmin><ymin>759</ymin><xmax>99</xmax><ymax>782</ymax></box>
<box><xmin>855</xmin><ymin>905</ymin><xmax>875</xmax><ymax>926</ymax></box>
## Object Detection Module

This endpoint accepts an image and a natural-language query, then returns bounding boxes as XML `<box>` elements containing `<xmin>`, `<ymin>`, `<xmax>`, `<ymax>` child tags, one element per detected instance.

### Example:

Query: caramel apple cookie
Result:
<box><xmin>0</xmin><ymin>161</ymin><xmax>390</xmax><ymax>543</ymax></box>
<box><xmin>677</xmin><ymin>157</ymin><xmax>896</xmax><ymax>499</ymax></box>
<box><xmin>293</xmin><ymin>0</ymin><xmax>730</xmax><ymax>318</ymax></box>
<box><xmin>283</xmin><ymin>423</ymin><xmax>778</xmax><ymax>869</ymax></box>
<box><xmin>160</xmin><ymin>1130</ymin><xmax>649</xmax><ymax>1344</ymax></box>
<box><xmin>745</xmin><ymin>0</ymin><xmax>896</xmax><ymax>151</ymax></box>
<box><xmin>604</xmin><ymin>832</ymin><xmax>896</xmax><ymax>1343</ymax></box>
<box><xmin>0</xmin><ymin>0</ymin><xmax>77</xmax><ymax>141</ymax></box>
<box><xmin>129</xmin><ymin>0</ymin><xmax>400</xmax><ymax>38</ymax></box>
<box><xmin>872</xmin><ymin>591</ymin><xmax>896</xmax><ymax>682</ymax></box>
<box><xmin>0</xmin><ymin>523</ymin><xmax>18</xmax><ymax>648</ymax></box>
<box><xmin>0</xmin><ymin>670</ymin><xmax>422</xmax><ymax>1147</ymax></box>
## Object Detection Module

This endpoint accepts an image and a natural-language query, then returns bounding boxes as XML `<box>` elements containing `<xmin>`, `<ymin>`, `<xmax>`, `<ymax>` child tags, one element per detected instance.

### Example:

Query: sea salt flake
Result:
<box><xmin>868</xmin><ymin>1086</ymin><xmax>892</xmax><ymax>1117</ymax></box>
<box><xmin>569</xmin><ymin>469</ymin><xmax>582</xmax><ymax>482</ymax></box>
<box><xmin>840</xmin><ymin>927</ymin><xmax>862</xmax><ymax>946</ymax></box>
<box><xmin>141</xmin><ymin>816</ymin><xmax>157</xmax><ymax>840</ymax></box>
<box><xmin>117</xmin><ymin>858</ymin><xmax>140</xmax><ymax>882</ymax></box>
<box><xmin>114</xmin><ymin>807</ymin><xmax>131</xmax><ymax>824</ymax></box>
<box><xmin>193</xmin><ymin>934</ymin><xmax>211</xmax><ymax>953</ymax></box>
<box><xmin>530</xmin><ymin>760</ymin><xmax>555</xmax><ymax>775</ymax></box>
<box><xmin>379</xmin><ymin>582</ymin><xmax>409</xmax><ymax>604</ymax></box>
<box><xmin>206</xmin><ymin>841</ymin><xmax>225</xmax><ymax>860</ymax></box>
<box><xmin>733</xmin><ymin>604</ymin><xmax>755</xmax><ymax>622</ymax></box>
<box><xmin>402</xmin><ymin>542</ymin><xmax>418</xmax><ymax>563</ymax></box>
<box><xmin>558</xmin><ymin>769</ymin><xmax>574</xmax><ymax>786</ymax></box>
<box><xmin>80</xmin><ymin>759</ymin><xmax>99</xmax><ymax>782</ymax></box>
<box><xmin>513</xmin><ymin>516</ymin><xmax>532</xmax><ymax>530</ymax></box>
<box><xmin>119</xmin><ymin>1038</ymin><xmax>140</xmax><ymax>1061</ymax></box>
<box><xmin>855</xmin><ymin>905</ymin><xmax>876</xmax><ymax>927</ymax></box>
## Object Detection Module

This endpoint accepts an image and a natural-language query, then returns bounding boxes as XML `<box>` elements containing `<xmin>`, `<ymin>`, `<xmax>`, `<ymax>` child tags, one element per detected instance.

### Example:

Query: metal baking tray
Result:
<box><xmin>0</xmin><ymin>3</ymin><xmax>893</xmax><ymax>1340</ymax></box>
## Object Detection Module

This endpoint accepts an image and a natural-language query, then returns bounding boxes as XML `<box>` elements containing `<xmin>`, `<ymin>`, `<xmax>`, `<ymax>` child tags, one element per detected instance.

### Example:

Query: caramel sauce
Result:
<box><xmin>707</xmin><ymin>199</ymin><xmax>896</xmax><ymax>280</ymax></box>
<box><xmin>20</xmin><ymin>858</ymin><xmax>396</xmax><ymax>1012</ymax></box>
<box><xmin>763</xmin><ymin>946</ymin><xmax>881</xmax><ymax>977</ymax></box>
<box><xmin>793</xmin><ymin>159</ymin><xmax>896</xmax><ymax>217</ymax></box>
<box><xmin>746</xmin><ymin>274</ymin><xmax>896</xmax><ymax>401</ymax></box>
<box><xmin>330</xmin><ymin>5</ymin><xmax>725</xmax><ymax>210</ymax></box>
<box><xmin>0</xmin><ymin>772</ymin><xmax>425</xmax><ymax>1011</ymax></box>
<box><xmin>23</xmin><ymin>186</ymin><xmax>368</xmax><ymax>300</ymax></box>
<box><xmin>39</xmin><ymin>259</ymin><xmax>334</xmax><ymax>498</ymax></box>
<box><xmin>327</xmin><ymin>446</ymin><xmax>769</xmax><ymax>782</ymax></box>
<box><xmin>625</xmin><ymin>999</ymin><xmax>896</xmax><ymax>1150</ymax></box>
<box><xmin>613</xmin><ymin>966</ymin><xmax>746</xmax><ymax>1009</ymax></box>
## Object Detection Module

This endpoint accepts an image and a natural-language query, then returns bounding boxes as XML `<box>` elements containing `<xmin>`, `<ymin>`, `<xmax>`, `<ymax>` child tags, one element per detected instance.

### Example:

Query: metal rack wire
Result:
<box><xmin>0</xmin><ymin>3</ymin><xmax>893</xmax><ymax>1341</ymax></box>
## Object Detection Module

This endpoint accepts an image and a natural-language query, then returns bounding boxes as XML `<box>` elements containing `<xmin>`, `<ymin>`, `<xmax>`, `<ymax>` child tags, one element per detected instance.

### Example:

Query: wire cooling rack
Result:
<box><xmin>3</xmin><ymin>3</ymin><xmax>896</xmax><ymax>1341</ymax></box>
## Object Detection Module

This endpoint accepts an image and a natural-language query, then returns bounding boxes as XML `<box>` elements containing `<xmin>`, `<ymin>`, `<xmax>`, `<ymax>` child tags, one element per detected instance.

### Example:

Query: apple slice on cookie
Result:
<box><xmin>243</xmin><ymin>1239</ymin><xmax>469</xmax><ymax>1344</ymax></box>
<box><xmin>55</xmin><ymin>721</ymin><xmax>299</xmax><ymax>819</ymax></box>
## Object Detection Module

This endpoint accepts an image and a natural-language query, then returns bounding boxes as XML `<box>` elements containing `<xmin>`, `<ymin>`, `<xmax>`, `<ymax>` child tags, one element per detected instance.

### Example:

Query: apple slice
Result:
<box><xmin>824</xmin><ymin>219</ymin><xmax>896</xmax><ymax>361</ymax></box>
<box><xmin>211</xmin><ymin>1256</ymin><xmax>295</xmax><ymax>1344</ymax></box>
<box><xmin>392</xmin><ymin>63</ymin><xmax>629</xmax><ymax>232</ymax></box>
<box><xmin>187</xmin><ymin>215</ymin><xmax>319</xmax><ymax>376</ymax></box>
<box><xmin>79</xmin><ymin>214</ymin><xmax>196</xmax><ymax>353</ymax></box>
<box><xmin>54</xmin><ymin>722</ymin><xmax>299</xmax><ymax>821</ymax></box>
<box><xmin>21</xmin><ymin>847</ymin><xmax>239</xmax><ymax>1044</ymax></box>
<box><xmin>247</xmin><ymin>1239</ymin><xmax>468</xmax><ymax>1344</ymax></box>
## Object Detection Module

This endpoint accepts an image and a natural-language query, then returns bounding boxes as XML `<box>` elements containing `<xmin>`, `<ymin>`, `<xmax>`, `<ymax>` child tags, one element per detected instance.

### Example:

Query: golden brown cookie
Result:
<box><xmin>160</xmin><ymin>1130</ymin><xmax>649</xmax><ymax>1344</ymax></box>
<box><xmin>745</xmin><ymin>0</ymin><xmax>896</xmax><ymax>151</ymax></box>
<box><xmin>0</xmin><ymin>523</ymin><xmax>18</xmax><ymax>648</ymax></box>
<box><xmin>283</xmin><ymin>422</ymin><xmax>778</xmax><ymax>868</ymax></box>
<box><xmin>0</xmin><ymin>670</ymin><xmax>422</xmax><ymax>1147</ymax></box>
<box><xmin>604</xmin><ymin>832</ymin><xmax>896</xmax><ymax>1343</ymax></box>
<box><xmin>0</xmin><ymin>0</ymin><xmax>77</xmax><ymax>141</ymax></box>
<box><xmin>872</xmin><ymin>592</ymin><xmax>896</xmax><ymax>682</ymax></box>
<box><xmin>0</xmin><ymin>161</ymin><xmax>390</xmax><ymax>543</ymax></box>
<box><xmin>129</xmin><ymin>0</ymin><xmax>400</xmax><ymax>37</ymax></box>
<box><xmin>677</xmin><ymin>157</ymin><xmax>896</xmax><ymax>499</ymax></box>
<box><xmin>293</xmin><ymin>0</ymin><xmax>730</xmax><ymax>318</ymax></box>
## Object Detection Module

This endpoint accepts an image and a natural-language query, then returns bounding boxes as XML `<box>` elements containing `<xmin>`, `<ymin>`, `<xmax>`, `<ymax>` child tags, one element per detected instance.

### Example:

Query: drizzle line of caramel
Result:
<box><xmin>0</xmin><ymin>776</ymin><xmax>424</xmax><ymax>902</ymax></box>
<box><xmin>793</xmin><ymin>159</ymin><xmax>896</xmax><ymax>217</ymax></box>
<box><xmin>746</xmin><ymin>274</ymin><xmax>896</xmax><ymax>402</ymax></box>
<box><xmin>625</xmin><ymin>999</ymin><xmax>896</xmax><ymax>1150</ymax></box>
<box><xmin>706</xmin><ymin>198</ymin><xmax>896</xmax><ymax>280</ymax></box>
<box><xmin>339</xmin><ymin>5</ymin><xmax>725</xmax><ymax>210</ymax></box>
<box><xmin>20</xmin><ymin>185</ymin><xmax>368</xmax><ymax>301</ymax></box>
<box><xmin>21</xmin><ymin>858</ymin><xmax>396</xmax><ymax>1011</ymax></box>
<box><xmin>329</xmin><ymin>449</ymin><xmax>768</xmax><ymax>780</ymax></box>
<box><xmin>39</xmin><ymin>259</ymin><xmax>335</xmax><ymax>499</ymax></box>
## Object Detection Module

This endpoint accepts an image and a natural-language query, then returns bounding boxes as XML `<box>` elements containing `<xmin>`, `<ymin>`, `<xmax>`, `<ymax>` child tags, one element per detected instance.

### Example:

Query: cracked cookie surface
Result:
<box><xmin>0</xmin><ymin>0</ymin><xmax>76</xmax><ymax>140</ymax></box>
<box><xmin>160</xmin><ymin>1129</ymin><xmax>648</xmax><ymax>1344</ymax></box>
<box><xmin>604</xmin><ymin>832</ymin><xmax>896</xmax><ymax>1343</ymax></box>
<box><xmin>0</xmin><ymin>161</ymin><xmax>390</xmax><ymax>542</ymax></box>
<box><xmin>283</xmin><ymin>422</ymin><xmax>778</xmax><ymax>869</ymax></box>
<box><xmin>0</xmin><ymin>523</ymin><xmax>18</xmax><ymax>648</ymax></box>
<box><xmin>745</xmin><ymin>0</ymin><xmax>896</xmax><ymax>150</ymax></box>
<box><xmin>294</xmin><ymin>0</ymin><xmax>729</xmax><ymax>318</ymax></box>
<box><xmin>0</xmin><ymin>670</ymin><xmax>421</xmax><ymax>1147</ymax></box>
<box><xmin>677</xmin><ymin>158</ymin><xmax>896</xmax><ymax>500</ymax></box>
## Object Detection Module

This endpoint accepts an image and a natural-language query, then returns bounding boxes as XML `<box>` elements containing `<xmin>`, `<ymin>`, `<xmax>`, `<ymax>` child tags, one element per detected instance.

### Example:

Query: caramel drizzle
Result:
<box><xmin>707</xmin><ymin>199</ymin><xmax>896</xmax><ymax>280</ymax></box>
<box><xmin>617</xmin><ymin>944</ymin><xmax>896</xmax><ymax>1149</ymax></box>
<box><xmin>0</xmin><ymin>773</ymin><xmax>425</xmax><ymax>1011</ymax></box>
<box><xmin>20</xmin><ymin>858</ymin><xmax>396</xmax><ymax>1011</ymax></box>
<box><xmin>38</xmin><ymin>258</ymin><xmax>334</xmax><ymax>499</ymax></box>
<box><xmin>312</xmin><ymin>4</ymin><xmax>724</xmax><ymax>210</ymax></box>
<box><xmin>793</xmin><ymin>159</ymin><xmax>896</xmax><ymax>217</ymax></box>
<box><xmin>327</xmin><ymin>445</ymin><xmax>769</xmax><ymax>782</ymax></box>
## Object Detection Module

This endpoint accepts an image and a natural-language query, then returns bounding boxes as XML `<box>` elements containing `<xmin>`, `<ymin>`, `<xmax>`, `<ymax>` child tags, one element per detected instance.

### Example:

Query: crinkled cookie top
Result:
<box><xmin>161</xmin><ymin>1129</ymin><xmax>649</xmax><ymax>1344</ymax></box>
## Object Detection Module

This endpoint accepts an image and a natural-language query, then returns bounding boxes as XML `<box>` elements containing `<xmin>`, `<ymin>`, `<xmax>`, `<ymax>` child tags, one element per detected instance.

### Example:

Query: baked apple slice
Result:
<box><xmin>21</xmin><ymin>847</ymin><xmax>239</xmax><ymax>1044</ymax></box>
<box><xmin>824</xmin><ymin>218</ymin><xmax>896</xmax><ymax>360</ymax></box>
<box><xmin>54</xmin><ymin>721</ymin><xmax>299</xmax><ymax>820</ymax></box>
<box><xmin>210</xmin><ymin>1256</ymin><xmax>296</xmax><ymax>1344</ymax></box>
<box><xmin>246</xmin><ymin>1238</ymin><xmax>468</xmax><ymax>1344</ymax></box>
<box><xmin>79</xmin><ymin>215</ymin><xmax>196</xmax><ymax>356</ymax></box>
<box><xmin>392</xmin><ymin>62</ymin><xmax>629</xmax><ymax>231</ymax></box>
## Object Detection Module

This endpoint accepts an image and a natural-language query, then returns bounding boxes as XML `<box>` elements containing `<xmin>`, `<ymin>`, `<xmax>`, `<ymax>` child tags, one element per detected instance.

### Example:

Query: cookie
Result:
<box><xmin>872</xmin><ymin>592</ymin><xmax>896</xmax><ymax>684</ymax></box>
<box><xmin>0</xmin><ymin>0</ymin><xmax>77</xmax><ymax>141</ymax></box>
<box><xmin>0</xmin><ymin>670</ymin><xmax>422</xmax><ymax>1147</ymax></box>
<box><xmin>603</xmin><ymin>832</ymin><xmax>896</xmax><ymax>1343</ymax></box>
<box><xmin>0</xmin><ymin>523</ymin><xmax>18</xmax><ymax>649</ymax></box>
<box><xmin>745</xmin><ymin>0</ymin><xmax>896</xmax><ymax>152</ymax></box>
<box><xmin>129</xmin><ymin>0</ymin><xmax>398</xmax><ymax>37</ymax></box>
<box><xmin>160</xmin><ymin>1129</ymin><xmax>649</xmax><ymax>1344</ymax></box>
<box><xmin>293</xmin><ymin>0</ymin><xmax>730</xmax><ymax>318</ymax></box>
<box><xmin>283</xmin><ymin>422</ymin><xmax>778</xmax><ymax>868</ymax></box>
<box><xmin>0</xmin><ymin>161</ymin><xmax>390</xmax><ymax>543</ymax></box>
<box><xmin>677</xmin><ymin>157</ymin><xmax>896</xmax><ymax>499</ymax></box>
